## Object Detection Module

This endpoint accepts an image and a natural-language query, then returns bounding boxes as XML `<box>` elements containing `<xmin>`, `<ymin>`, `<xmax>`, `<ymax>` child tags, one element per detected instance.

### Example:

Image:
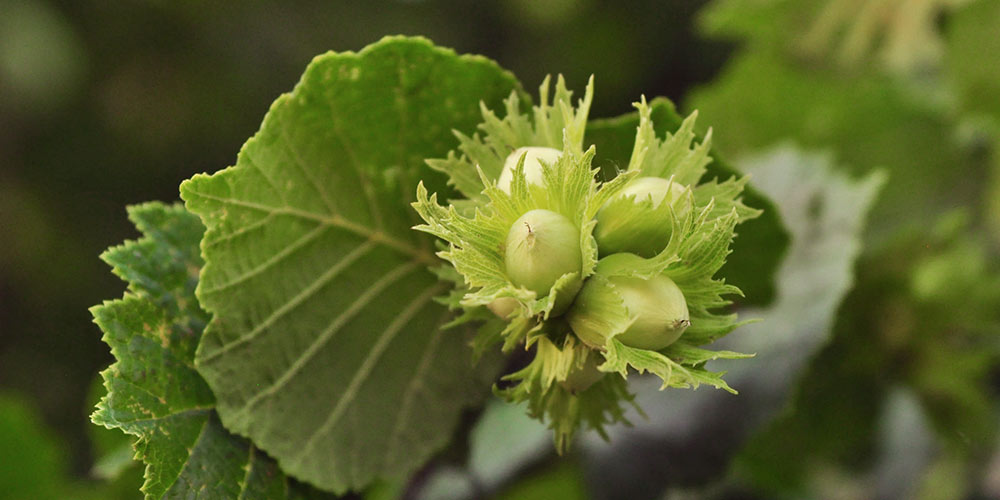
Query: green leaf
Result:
<box><xmin>945</xmin><ymin>0</ymin><xmax>1000</xmax><ymax>247</ymax></box>
<box><xmin>0</xmin><ymin>393</ymin><xmax>68</xmax><ymax>500</ymax></box>
<box><xmin>494</xmin><ymin>461</ymin><xmax>589</xmax><ymax>500</ymax></box>
<box><xmin>741</xmin><ymin>208</ymin><xmax>1000</xmax><ymax>494</ymax></box>
<box><xmin>947</xmin><ymin>0</ymin><xmax>1000</xmax><ymax>124</ymax></box>
<box><xmin>86</xmin><ymin>375</ymin><xmax>137</xmax><ymax>481</ymax></box>
<box><xmin>689</xmin><ymin>5</ymin><xmax>985</xmax><ymax>241</ymax></box>
<box><xmin>700</xmin><ymin>0</ymin><xmax>961</xmax><ymax>75</ymax></box>
<box><xmin>180</xmin><ymin>37</ymin><xmax>520</xmax><ymax>493</ymax></box>
<box><xmin>92</xmin><ymin>202</ymin><xmax>331</xmax><ymax>499</ymax></box>
<box><xmin>724</xmin><ymin>148</ymin><xmax>891</xmax><ymax>494</ymax></box>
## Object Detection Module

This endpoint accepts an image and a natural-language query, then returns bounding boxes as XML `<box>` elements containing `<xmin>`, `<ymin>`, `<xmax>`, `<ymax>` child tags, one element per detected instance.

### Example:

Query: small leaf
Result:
<box><xmin>600</xmin><ymin>338</ymin><xmax>738</xmax><ymax>393</ymax></box>
<box><xmin>92</xmin><ymin>202</ymin><xmax>331</xmax><ymax>499</ymax></box>
<box><xmin>497</xmin><ymin>336</ymin><xmax>636</xmax><ymax>452</ymax></box>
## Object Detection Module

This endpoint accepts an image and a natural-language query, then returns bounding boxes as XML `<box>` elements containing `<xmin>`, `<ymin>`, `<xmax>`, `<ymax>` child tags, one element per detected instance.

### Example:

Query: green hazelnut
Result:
<box><xmin>486</xmin><ymin>297</ymin><xmax>519</xmax><ymax>319</ymax></box>
<box><xmin>594</xmin><ymin>176</ymin><xmax>691</xmax><ymax>258</ymax></box>
<box><xmin>568</xmin><ymin>254</ymin><xmax>690</xmax><ymax>350</ymax></box>
<box><xmin>497</xmin><ymin>147</ymin><xmax>562</xmax><ymax>193</ymax></box>
<box><xmin>504</xmin><ymin>209</ymin><xmax>582</xmax><ymax>299</ymax></box>
<box><xmin>619</xmin><ymin>177</ymin><xmax>687</xmax><ymax>206</ymax></box>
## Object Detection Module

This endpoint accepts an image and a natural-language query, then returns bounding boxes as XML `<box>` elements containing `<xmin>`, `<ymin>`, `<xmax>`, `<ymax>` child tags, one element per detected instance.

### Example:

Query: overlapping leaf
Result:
<box><xmin>179</xmin><ymin>37</ymin><xmax>519</xmax><ymax>493</ymax></box>
<box><xmin>91</xmin><ymin>202</ymin><xmax>332</xmax><ymax>499</ymax></box>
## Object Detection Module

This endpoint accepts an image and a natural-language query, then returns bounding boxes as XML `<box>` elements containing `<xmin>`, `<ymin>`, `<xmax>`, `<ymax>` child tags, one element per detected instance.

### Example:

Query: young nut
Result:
<box><xmin>504</xmin><ymin>209</ymin><xmax>582</xmax><ymax>301</ymax></box>
<box><xmin>568</xmin><ymin>253</ymin><xmax>690</xmax><ymax>350</ymax></box>
<box><xmin>594</xmin><ymin>176</ymin><xmax>691</xmax><ymax>258</ymax></box>
<box><xmin>486</xmin><ymin>297</ymin><xmax>519</xmax><ymax>319</ymax></box>
<box><xmin>496</xmin><ymin>147</ymin><xmax>562</xmax><ymax>193</ymax></box>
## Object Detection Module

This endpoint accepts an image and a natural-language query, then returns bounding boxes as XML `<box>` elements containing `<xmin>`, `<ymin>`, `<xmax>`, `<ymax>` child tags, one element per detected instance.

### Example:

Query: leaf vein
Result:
<box><xmin>231</xmin><ymin>259</ymin><xmax>421</xmax><ymax>418</ymax></box>
<box><xmin>200</xmin><ymin>223</ymin><xmax>329</xmax><ymax>295</ymax></box>
<box><xmin>117</xmin><ymin>406</ymin><xmax>213</xmax><ymax>429</ymax></box>
<box><xmin>162</xmin><ymin>416</ymin><xmax>212</xmax><ymax>496</ymax></box>
<box><xmin>184</xmin><ymin>188</ymin><xmax>433</xmax><ymax>263</ymax></box>
<box><xmin>237</xmin><ymin>444</ymin><xmax>260</xmax><ymax>500</ymax></box>
<box><xmin>292</xmin><ymin>282</ymin><xmax>445</xmax><ymax>465</ymax></box>
<box><xmin>244</xmin><ymin>153</ymin><xmax>286</xmax><ymax>205</ymax></box>
<box><xmin>324</xmin><ymin>96</ymin><xmax>385</xmax><ymax>232</ymax></box>
<box><xmin>279</xmin><ymin>117</ymin><xmax>341</xmax><ymax>216</ymax></box>
<box><xmin>109</xmin><ymin>374</ymin><xmax>199</xmax><ymax>416</ymax></box>
<box><xmin>203</xmin><ymin>212</ymin><xmax>277</xmax><ymax>248</ymax></box>
<box><xmin>199</xmin><ymin>239</ymin><xmax>379</xmax><ymax>362</ymax></box>
<box><xmin>383</xmin><ymin>308</ymin><xmax>450</xmax><ymax>471</ymax></box>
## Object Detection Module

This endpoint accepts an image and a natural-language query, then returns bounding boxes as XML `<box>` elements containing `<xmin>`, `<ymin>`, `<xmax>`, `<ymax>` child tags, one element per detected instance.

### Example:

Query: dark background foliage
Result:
<box><xmin>3</xmin><ymin>1</ymin><xmax>999</xmax><ymax>498</ymax></box>
<box><xmin>0</xmin><ymin>0</ymin><xmax>727</xmax><ymax>478</ymax></box>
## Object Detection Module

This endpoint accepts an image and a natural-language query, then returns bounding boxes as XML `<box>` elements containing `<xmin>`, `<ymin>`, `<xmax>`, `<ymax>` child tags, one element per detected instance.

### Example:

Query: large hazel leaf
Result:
<box><xmin>91</xmin><ymin>202</ymin><xmax>333</xmax><ymax>499</ymax></box>
<box><xmin>180</xmin><ymin>37</ymin><xmax>521</xmax><ymax>493</ymax></box>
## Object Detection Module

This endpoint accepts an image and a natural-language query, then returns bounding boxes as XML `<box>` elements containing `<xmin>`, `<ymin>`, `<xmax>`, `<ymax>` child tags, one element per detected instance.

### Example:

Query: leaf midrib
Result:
<box><xmin>184</xmin><ymin>188</ymin><xmax>435</xmax><ymax>265</ymax></box>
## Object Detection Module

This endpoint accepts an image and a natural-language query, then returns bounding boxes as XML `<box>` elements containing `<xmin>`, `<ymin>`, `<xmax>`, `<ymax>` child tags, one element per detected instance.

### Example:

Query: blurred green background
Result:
<box><xmin>0</xmin><ymin>0</ymin><xmax>728</xmax><ymax>478</ymax></box>
<box><xmin>1</xmin><ymin>0</ymin><xmax>998</xmax><ymax>498</ymax></box>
